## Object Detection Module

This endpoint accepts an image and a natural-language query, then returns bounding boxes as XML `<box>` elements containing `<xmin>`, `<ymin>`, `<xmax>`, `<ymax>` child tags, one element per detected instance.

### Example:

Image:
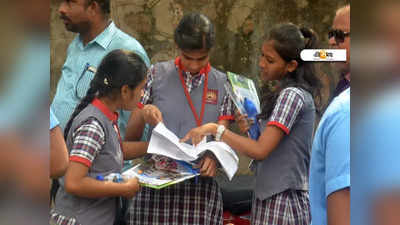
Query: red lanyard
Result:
<box><xmin>176</xmin><ymin>58</ymin><xmax>210</xmax><ymax>127</ymax></box>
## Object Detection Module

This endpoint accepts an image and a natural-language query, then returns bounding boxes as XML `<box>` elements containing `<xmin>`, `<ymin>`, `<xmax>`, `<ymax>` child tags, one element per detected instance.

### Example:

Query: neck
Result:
<box><xmin>98</xmin><ymin>96</ymin><xmax>119</xmax><ymax>114</ymax></box>
<box><xmin>80</xmin><ymin>19</ymin><xmax>109</xmax><ymax>46</ymax></box>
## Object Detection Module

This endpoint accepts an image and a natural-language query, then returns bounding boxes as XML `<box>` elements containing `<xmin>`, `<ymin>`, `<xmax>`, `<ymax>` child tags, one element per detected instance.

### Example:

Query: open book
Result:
<box><xmin>124</xmin><ymin>123</ymin><xmax>239</xmax><ymax>189</ymax></box>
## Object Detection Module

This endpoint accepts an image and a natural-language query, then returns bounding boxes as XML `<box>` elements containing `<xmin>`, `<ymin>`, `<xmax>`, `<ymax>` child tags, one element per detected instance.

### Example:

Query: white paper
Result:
<box><xmin>147</xmin><ymin>123</ymin><xmax>239</xmax><ymax>180</ymax></box>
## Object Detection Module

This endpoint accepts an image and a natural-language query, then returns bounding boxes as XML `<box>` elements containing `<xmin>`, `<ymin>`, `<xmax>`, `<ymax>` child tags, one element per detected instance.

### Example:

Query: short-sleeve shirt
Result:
<box><xmin>51</xmin><ymin>21</ymin><xmax>150</xmax><ymax>138</ymax></box>
<box><xmin>50</xmin><ymin>108</ymin><xmax>60</xmax><ymax>130</ymax></box>
<box><xmin>69</xmin><ymin>117</ymin><xmax>105</xmax><ymax>168</ymax></box>
<box><xmin>309</xmin><ymin>88</ymin><xmax>350</xmax><ymax>225</ymax></box>
<box><xmin>267</xmin><ymin>87</ymin><xmax>306</xmax><ymax>134</ymax></box>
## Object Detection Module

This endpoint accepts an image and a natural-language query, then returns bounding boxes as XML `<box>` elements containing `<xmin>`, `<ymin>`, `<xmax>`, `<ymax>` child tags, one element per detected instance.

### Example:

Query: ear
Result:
<box><xmin>86</xmin><ymin>0</ymin><xmax>99</xmax><ymax>16</ymax></box>
<box><xmin>286</xmin><ymin>60</ymin><xmax>298</xmax><ymax>73</ymax></box>
<box><xmin>120</xmin><ymin>85</ymin><xmax>131</xmax><ymax>100</ymax></box>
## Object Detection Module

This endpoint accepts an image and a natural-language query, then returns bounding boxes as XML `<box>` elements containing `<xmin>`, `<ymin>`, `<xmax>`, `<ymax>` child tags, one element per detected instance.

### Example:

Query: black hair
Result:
<box><xmin>86</xmin><ymin>0</ymin><xmax>110</xmax><ymax>15</ymax></box>
<box><xmin>63</xmin><ymin>49</ymin><xmax>147</xmax><ymax>139</ymax></box>
<box><xmin>258</xmin><ymin>23</ymin><xmax>322</xmax><ymax>120</ymax></box>
<box><xmin>174</xmin><ymin>13</ymin><xmax>215</xmax><ymax>51</ymax></box>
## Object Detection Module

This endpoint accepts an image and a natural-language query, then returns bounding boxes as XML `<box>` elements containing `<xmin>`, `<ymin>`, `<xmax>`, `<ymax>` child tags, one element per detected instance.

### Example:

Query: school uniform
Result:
<box><xmin>251</xmin><ymin>87</ymin><xmax>314</xmax><ymax>225</ymax></box>
<box><xmin>50</xmin><ymin>99</ymin><xmax>124</xmax><ymax>225</ymax></box>
<box><xmin>127</xmin><ymin>57</ymin><xmax>235</xmax><ymax>225</ymax></box>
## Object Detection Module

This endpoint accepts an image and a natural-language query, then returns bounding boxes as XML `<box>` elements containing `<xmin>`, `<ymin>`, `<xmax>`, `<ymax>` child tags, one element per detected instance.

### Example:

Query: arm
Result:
<box><xmin>64</xmin><ymin>161</ymin><xmax>139</xmax><ymax>198</ymax></box>
<box><xmin>125</xmin><ymin>65</ymin><xmax>162</xmax><ymax>141</ymax></box>
<box><xmin>183</xmin><ymin>88</ymin><xmax>303</xmax><ymax>160</ymax></box>
<box><xmin>327</xmin><ymin>188</ymin><xmax>350</xmax><ymax>225</ymax></box>
<box><xmin>325</xmin><ymin>109</ymin><xmax>350</xmax><ymax>225</ymax></box>
<box><xmin>66</xmin><ymin>119</ymin><xmax>139</xmax><ymax>198</ymax></box>
<box><xmin>122</xmin><ymin>141</ymin><xmax>149</xmax><ymax>160</ymax></box>
<box><xmin>183</xmin><ymin>123</ymin><xmax>284</xmax><ymax>160</ymax></box>
<box><xmin>125</xmin><ymin>107</ymin><xmax>146</xmax><ymax>141</ymax></box>
<box><xmin>50</xmin><ymin>126</ymin><xmax>69</xmax><ymax>178</ymax></box>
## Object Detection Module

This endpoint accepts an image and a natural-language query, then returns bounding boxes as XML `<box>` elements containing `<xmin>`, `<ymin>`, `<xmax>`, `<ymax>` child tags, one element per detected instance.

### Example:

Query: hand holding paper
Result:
<box><xmin>142</xmin><ymin>104</ymin><xmax>163</xmax><ymax>126</ymax></box>
<box><xmin>180</xmin><ymin>123</ymin><xmax>218</xmax><ymax>146</ymax></box>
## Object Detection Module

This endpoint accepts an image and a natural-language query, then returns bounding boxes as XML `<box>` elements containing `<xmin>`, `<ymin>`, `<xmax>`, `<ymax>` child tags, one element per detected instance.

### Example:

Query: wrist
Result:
<box><xmin>215</xmin><ymin>124</ymin><xmax>226</xmax><ymax>141</ymax></box>
<box><xmin>210</xmin><ymin>123</ymin><xmax>219</xmax><ymax>136</ymax></box>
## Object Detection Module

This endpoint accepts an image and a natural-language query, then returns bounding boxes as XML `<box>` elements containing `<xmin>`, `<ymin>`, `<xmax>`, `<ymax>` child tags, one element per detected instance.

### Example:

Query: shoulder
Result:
<box><xmin>210</xmin><ymin>67</ymin><xmax>227</xmax><ymax>80</ymax></box>
<box><xmin>111</xmin><ymin>28</ymin><xmax>145</xmax><ymax>50</ymax></box>
<box><xmin>74</xmin><ymin>116</ymin><xmax>106</xmax><ymax>139</ymax></box>
<box><xmin>153</xmin><ymin>60</ymin><xmax>176</xmax><ymax>74</ymax></box>
<box><xmin>318</xmin><ymin>88</ymin><xmax>350</xmax><ymax>133</ymax></box>
<box><xmin>278</xmin><ymin>87</ymin><xmax>306</xmax><ymax>103</ymax></box>
<box><xmin>323</xmin><ymin>88</ymin><xmax>350</xmax><ymax>120</ymax></box>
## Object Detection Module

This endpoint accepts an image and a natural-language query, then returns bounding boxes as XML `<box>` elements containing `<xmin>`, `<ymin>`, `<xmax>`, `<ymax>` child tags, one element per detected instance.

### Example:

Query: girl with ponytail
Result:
<box><xmin>51</xmin><ymin>49</ymin><xmax>148</xmax><ymax>225</ymax></box>
<box><xmin>181</xmin><ymin>23</ymin><xmax>321</xmax><ymax>225</ymax></box>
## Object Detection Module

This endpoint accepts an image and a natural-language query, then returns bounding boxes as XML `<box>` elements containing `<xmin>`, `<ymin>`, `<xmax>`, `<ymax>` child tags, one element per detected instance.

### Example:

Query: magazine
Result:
<box><xmin>226</xmin><ymin>71</ymin><xmax>262</xmax><ymax>169</ymax></box>
<box><xmin>225</xmin><ymin>71</ymin><xmax>261</xmax><ymax>115</ymax></box>
<box><xmin>122</xmin><ymin>155</ymin><xmax>199</xmax><ymax>189</ymax></box>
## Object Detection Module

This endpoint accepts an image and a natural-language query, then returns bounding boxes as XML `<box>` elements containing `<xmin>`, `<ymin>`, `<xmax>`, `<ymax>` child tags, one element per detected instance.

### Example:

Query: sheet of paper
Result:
<box><xmin>147</xmin><ymin>123</ymin><xmax>196</xmax><ymax>162</ymax></box>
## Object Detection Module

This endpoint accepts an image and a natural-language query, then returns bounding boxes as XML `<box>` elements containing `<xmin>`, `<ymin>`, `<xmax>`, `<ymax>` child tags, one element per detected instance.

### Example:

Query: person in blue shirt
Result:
<box><xmin>308</xmin><ymin>5</ymin><xmax>350</xmax><ymax>225</ymax></box>
<box><xmin>309</xmin><ymin>88</ymin><xmax>350</xmax><ymax>225</ymax></box>
<box><xmin>50</xmin><ymin>108</ymin><xmax>69</xmax><ymax>179</ymax></box>
<box><xmin>51</xmin><ymin>0</ymin><xmax>150</xmax><ymax>138</ymax></box>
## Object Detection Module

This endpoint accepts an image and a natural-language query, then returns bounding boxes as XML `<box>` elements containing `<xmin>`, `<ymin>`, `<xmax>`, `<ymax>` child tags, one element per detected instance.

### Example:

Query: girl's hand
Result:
<box><xmin>142</xmin><ymin>104</ymin><xmax>163</xmax><ymax>126</ymax></box>
<box><xmin>195</xmin><ymin>154</ymin><xmax>217</xmax><ymax>177</ymax></box>
<box><xmin>235</xmin><ymin>111</ymin><xmax>252</xmax><ymax>134</ymax></box>
<box><xmin>180</xmin><ymin>123</ymin><xmax>218</xmax><ymax>146</ymax></box>
<box><xmin>122</xmin><ymin>177</ymin><xmax>140</xmax><ymax>198</ymax></box>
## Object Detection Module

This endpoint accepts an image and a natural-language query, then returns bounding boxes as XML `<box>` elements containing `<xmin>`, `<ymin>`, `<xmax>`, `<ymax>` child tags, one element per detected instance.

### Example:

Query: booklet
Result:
<box><xmin>226</xmin><ymin>72</ymin><xmax>261</xmax><ymax>170</ymax></box>
<box><xmin>122</xmin><ymin>155</ymin><xmax>199</xmax><ymax>189</ymax></box>
<box><xmin>225</xmin><ymin>71</ymin><xmax>261</xmax><ymax>115</ymax></box>
<box><xmin>147</xmin><ymin>123</ymin><xmax>239</xmax><ymax>180</ymax></box>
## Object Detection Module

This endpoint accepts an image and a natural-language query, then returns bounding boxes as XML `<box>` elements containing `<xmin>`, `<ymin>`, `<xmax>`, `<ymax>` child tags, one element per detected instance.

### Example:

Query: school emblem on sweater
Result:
<box><xmin>205</xmin><ymin>89</ymin><xmax>218</xmax><ymax>104</ymax></box>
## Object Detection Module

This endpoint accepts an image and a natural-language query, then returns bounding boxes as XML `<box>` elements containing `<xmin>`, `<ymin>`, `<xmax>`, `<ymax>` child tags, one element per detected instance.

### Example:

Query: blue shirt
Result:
<box><xmin>51</xmin><ymin>21</ymin><xmax>150</xmax><ymax>138</ymax></box>
<box><xmin>352</xmin><ymin>87</ymin><xmax>400</xmax><ymax>225</ymax></box>
<box><xmin>50</xmin><ymin>108</ymin><xmax>59</xmax><ymax>130</ymax></box>
<box><xmin>309</xmin><ymin>88</ymin><xmax>350</xmax><ymax>225</ymax></box>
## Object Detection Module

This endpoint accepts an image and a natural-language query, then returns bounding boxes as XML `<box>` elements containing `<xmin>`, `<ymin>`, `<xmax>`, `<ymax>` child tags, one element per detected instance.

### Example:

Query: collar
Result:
<box><xmin>92</xmin><ymin>98</ymin><xmax>119</xmax><ymax>122</ymax></box>
<box><xmin>79</xmin><ymin>21</ymin><xmax>116</xmax><ymax>50</ymax></box>
<box><xmin>174</xmin><ymin>57</ymin><xmax>211</xmax><ymax>77</ymax></box>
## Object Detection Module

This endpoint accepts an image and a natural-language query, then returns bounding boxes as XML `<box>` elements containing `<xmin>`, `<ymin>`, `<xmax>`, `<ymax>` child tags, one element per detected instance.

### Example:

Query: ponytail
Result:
<box><xmin>63</xmin><ymin>80</ymin><xmax>99</xmax><ymax>140</ymax></box>
<box><xmin>300</xmin><ymin>27</ymin><xmax>318</xmax><ymax>49</ymax></box>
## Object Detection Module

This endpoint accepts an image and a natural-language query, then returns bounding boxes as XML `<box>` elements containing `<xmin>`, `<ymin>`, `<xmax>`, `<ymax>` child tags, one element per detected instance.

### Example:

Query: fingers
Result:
<box><xmin>180</xmin><ymin>130</ymin><xmax>203</xmax><ymax>146</ymax></box>
<box><xmin>200</xmin><ymin>157</ymin><xmax>211</xmax><ymax>174</ymax></box>
<box><xmin>199</xmin><ymin>156</ymin><xmax>216</xmax><ymax>177</ymax></box>
<box><xmin>143</xmin><ymin>105</ymin><xmax>163</xmax><ymax>126</ymax></box>
<box><xmin>179</xmin><ymin>134</ymin><xmax>190</xmax><ymax>143</ymax></box>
